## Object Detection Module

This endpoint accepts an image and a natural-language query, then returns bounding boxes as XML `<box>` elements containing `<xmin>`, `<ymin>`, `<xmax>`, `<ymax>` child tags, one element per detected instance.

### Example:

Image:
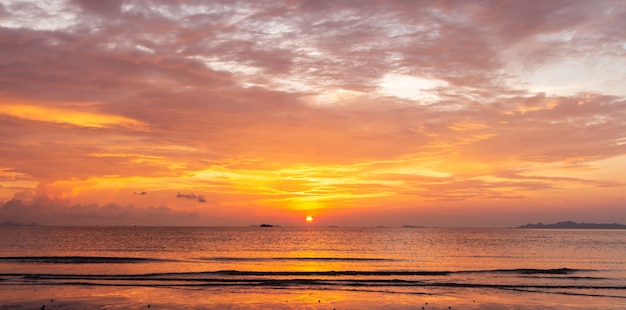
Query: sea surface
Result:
<box><xmin>1</xmin><ymin>226</ymin><xmax>625</xmax><ymax>309</ymax></box>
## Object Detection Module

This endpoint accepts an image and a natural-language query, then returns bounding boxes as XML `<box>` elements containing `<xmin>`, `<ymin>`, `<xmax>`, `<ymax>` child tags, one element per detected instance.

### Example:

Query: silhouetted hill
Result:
<box><xmin>517</xmin><ymin>221</ymin><xmax>626</xmax><ymax>229</ymax></box>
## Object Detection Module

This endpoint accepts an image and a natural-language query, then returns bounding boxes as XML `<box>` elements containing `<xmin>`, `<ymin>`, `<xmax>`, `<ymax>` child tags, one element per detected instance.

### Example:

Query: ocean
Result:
<box><xmin>1</xmin><ymin>226</ymin><xmax>625</xmax><ymax>309</ymax></box>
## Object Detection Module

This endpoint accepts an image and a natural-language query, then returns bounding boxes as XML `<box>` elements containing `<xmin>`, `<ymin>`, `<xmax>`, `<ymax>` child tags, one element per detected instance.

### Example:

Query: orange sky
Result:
<box><xmin>1</xmin><ymin>0</ymin><xmax>625</xmax><ymax>227</ymax></box>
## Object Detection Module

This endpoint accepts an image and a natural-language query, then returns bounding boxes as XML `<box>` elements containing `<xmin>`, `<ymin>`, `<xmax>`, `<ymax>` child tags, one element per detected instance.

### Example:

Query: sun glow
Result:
<box><xmin>305</xmin><ymin>216</ymin><xmax>314</xmax><ymax>223</ymax></box>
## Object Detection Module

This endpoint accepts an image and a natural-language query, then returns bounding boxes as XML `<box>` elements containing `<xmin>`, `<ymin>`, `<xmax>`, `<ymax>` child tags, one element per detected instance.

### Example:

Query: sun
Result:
<box><xmin>305</xmin><ymin>216</ymin><xmax>314</xmax><ymax>223</ymax></box>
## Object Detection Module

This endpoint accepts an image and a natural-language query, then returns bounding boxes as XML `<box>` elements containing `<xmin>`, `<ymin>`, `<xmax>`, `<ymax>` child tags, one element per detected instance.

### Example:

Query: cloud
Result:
<box><xmin>0</xmin><ymin>1</ymin><xmax>625</xmax><ymax>226</ymax></box>
<box><xmin>176</xmin><ymin>192</ymin><xmax>206</xmax><ymax>203</ymax></box>
<box><xmin>0</xmin><ymin>197</ymin><xmax>200</xmax><ymax>226</ymax></box>
<box><xmin>0</xmin><ymin>103</ymin><xmax>149</xmax><ymax>130</ymax></box>
<box><xmin>72</xmin><ymin>0</ymin><xmax>123</xmax><ymax>17</ymax></box>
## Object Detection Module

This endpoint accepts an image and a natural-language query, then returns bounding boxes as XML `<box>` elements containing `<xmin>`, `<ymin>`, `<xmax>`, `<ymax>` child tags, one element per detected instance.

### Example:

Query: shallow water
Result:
<box><xmin>1</xmin><ymin>226</ymin><xmax>625</xmax><ymax>308</ymax></box>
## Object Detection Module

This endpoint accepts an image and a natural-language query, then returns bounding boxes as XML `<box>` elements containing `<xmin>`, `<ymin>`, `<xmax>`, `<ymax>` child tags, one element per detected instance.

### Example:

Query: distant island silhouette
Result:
<box><xmin>402</xmin><ymin>225</ymin><xmax>426</xmax><ymax>228</ymax></box>
<box><xmin>0</xmin><ymin>220</ymin><xmax>40</xmax><ymax>227</ymax></box>
<box><xmin>517</xmin><ymin>221</ymin><xmax>626</xmax><ymax>229</ymax></box>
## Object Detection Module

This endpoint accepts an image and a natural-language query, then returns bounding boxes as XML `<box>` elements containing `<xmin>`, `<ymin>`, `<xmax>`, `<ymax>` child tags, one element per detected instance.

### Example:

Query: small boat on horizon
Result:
<box><xmin>259</xmin><ymin>224</ymin><xmax>273</xmax><ymax>227</ymax></box>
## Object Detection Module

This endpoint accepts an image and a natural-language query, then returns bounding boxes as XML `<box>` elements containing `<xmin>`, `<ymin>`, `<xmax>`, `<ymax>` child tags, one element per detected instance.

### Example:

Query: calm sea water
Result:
<box><xmin>1</xmin><ymin>226</ymin><xmax>625</xmax><ymax>309</ymax></box>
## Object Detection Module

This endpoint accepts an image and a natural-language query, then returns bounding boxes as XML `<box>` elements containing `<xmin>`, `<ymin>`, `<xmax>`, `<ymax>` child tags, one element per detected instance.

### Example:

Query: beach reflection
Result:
<box><xmin>9</xmin><ymin>284</ymin><xmax>618</xmax><ymax>309</ymax></box>
<box><xmin>0</xmin><ymin>284</ymin><xmax>499</xmax><ymax>309</ymax></box>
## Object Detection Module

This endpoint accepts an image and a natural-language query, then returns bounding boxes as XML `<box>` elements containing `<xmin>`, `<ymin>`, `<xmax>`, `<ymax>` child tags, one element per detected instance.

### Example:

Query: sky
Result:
<box><xmin>1</xmin><ymin>0</ymin><xmax>625</xmax><ymax>227</ymax></box>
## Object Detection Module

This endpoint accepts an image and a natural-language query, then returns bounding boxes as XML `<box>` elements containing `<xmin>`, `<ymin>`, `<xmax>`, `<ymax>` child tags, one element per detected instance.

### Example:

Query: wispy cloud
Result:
<box><xmin>0</xmin><ymin>104</ymin><xmax>149</xmax><ymax>130</ymax></box>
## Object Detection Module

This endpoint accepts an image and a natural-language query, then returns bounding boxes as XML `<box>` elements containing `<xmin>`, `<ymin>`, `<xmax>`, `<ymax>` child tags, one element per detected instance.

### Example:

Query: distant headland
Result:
<box><xmin>517</xmin><ymin>221</ymin><xmax>626</xmax><ymax>229</ymax></box>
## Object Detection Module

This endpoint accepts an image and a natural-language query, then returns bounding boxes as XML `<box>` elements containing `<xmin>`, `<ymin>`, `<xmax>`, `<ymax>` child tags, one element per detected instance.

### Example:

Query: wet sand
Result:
<box><xmin>0</xmin><ymin>285</ymin><xmax>611</xmax><ymax>310</ymax></box>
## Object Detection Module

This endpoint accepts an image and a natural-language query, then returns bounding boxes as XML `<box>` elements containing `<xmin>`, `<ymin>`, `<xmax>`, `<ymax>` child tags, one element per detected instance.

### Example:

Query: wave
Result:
<box><xmin>266</xmin><ymin>268</ymin><xmax>581</xmax><ymax>276</ymax></box>
<box><xmin>482</xmin><ymin>268</ymin><xmax>580</xmax><ymax>275</ymax></box>
<box><xmin>0</xmin><ymin>268</ymin><xmax>598</xmax><ymax>279</ymax></box>
<box><xmin>2</xmin><ymin>271</ymin><xmax>619</xmax><ymax>287</ymax></box>
<box><xmin>0</xmin><ymin>256</ymin><xmax>171</xmax><ymax>264</ymax></box>
<box><xmin>143</xmin><ymin>268</ymin><xmax>588</xmax><ymax>277</ymax></box>
<box><xmin>0</xmin><ymin>256</ymin><xmax>584</xmax><ymax>277</ymax></box>
<box><xmin>1</xmin><ymin>269</ymin><xmax>624</xmax><ymax>299</ymax></box>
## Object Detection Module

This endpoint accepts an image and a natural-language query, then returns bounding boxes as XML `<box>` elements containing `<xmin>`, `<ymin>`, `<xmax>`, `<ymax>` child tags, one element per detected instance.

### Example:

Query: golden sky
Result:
<box><xmin>1</xmin><ymin>0</ymin><xmax>625</xmax><ymax>227</ymax></box>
